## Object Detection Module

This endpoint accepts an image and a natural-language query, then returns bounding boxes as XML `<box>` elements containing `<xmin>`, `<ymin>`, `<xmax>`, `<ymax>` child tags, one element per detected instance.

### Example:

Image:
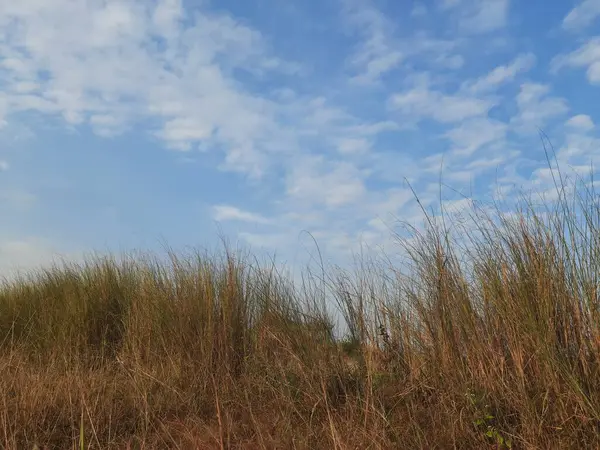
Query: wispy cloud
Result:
<box><xmin>390</xmin><ymin>83</ymin><xmax>493</xmax><ymax>124</ymax></box>
<box><xmin>562</xmin><ymin>0</ymin><xmax>600</xmax><ymax>31</ymax></box>
<box><xmin>0</xmin><ymin>0</ymin><xmax>297</xmax><ymax>178</ymax></box>
<box><xmin>286</xmin><ymin>156</ymin><xmax>367</xmax><ymax>208</ymax></box>
<box><xmin>213</xmin><ymin>205</ymin><xmax>271</xmax><ymax>225</ymax></box>
<box><xmin>342</xmin><ymin>0</ymin><xmax>403</xmax><ymax>84</ymax></box>
<box><xmin>342</xmin><ymin>0</ymin><xmax>464</xmax><ymax>84</ymax></box>
<box><xmin>445</xmin><ymin>118</ymin><xmax>507</xmax><ymax>156</ymax></box>
<box><xmin>441</xmin><ymin>0</ymin><xmax>511</xmax><ymax>34</ymax></box>
<box><xmin>510</xmin><ymin>83</ymin><xmax>569</xmax><ymax>134</ymax></box>
<box><xmin>566</xmin><ymin>114</ymin><xmax>595</xmax><ymax>131</ymax></box>
<box><xmin>463</xmin><ymin>53</ymin><xmax>536</xmax><ymax>93</ymax></box>
<box><xmin>462</xmin><ymin>0</ymin><xmax>510</xmax><ymax>34</ymax></box>
<box><xmin>552</xmin><ymin>38</ymin><xmax>600</xmax><ymax>85</ymax></box>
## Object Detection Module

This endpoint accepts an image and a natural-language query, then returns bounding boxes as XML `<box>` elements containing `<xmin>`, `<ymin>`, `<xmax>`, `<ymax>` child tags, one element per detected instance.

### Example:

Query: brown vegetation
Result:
<box><xmin>2</xmin><ymin>176</ymin><xmax>600</xmax><ymax>448</ymax></box>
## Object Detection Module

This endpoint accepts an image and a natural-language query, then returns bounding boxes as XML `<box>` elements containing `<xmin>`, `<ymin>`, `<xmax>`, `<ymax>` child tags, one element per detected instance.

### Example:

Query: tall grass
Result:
<box><xmin>2</xmin><ymin>173</ymin><xmax>600</xmax><ymax>448</ymax></box>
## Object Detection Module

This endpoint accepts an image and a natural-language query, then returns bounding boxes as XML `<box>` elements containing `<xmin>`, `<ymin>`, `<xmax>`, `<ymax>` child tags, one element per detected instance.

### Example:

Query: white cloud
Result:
<box><xmin>511</xmin><ymin>83</ymin><xmax>569</xmax><ymax>133</ymax></box>
<box><xmin>0</xmin><ymin>0</ymin><xmax>295</xmax><ymax>177</ymax></box>
<box><xmin>89</xmin><ymin>113</ymin><xmax>127</xmax><ymax>137</ymax></box>
<box><xmin>443</xmin><ymin>0</ymin><xmax>510</xmax><ymax>34</ymax></box>
<box><xmin>590</xmin><ymin>62</ymin><xmax>600</xmax><ymax>82</ymax></box>
<box><xmin>552</xmin><ymin>38</ymin><xmax>600</xmax><ymax>85</ymax></box>
<box><xmin>466</xmin><ymin>154</ymin><xmax>514</xmax><ymax>171</ymax></box>
<box><xmin>461</xmin><ymin>0</ymin><xmax>510</xmax><ymax>34</ymax></box>
<box><xmin>442</xmin><ymin>198</ymin><xmax>473</xmax><ymax>214</ymax></box>
<box><xmin>158</xmin><ymin>117</ymin><xmax>214</xmax><ymax>150</ymax></box>
<box><xmin>342</xmin><ymin>1</ymin><xmax>464</xmax><ymax>84</ymax></box>
<box><xmin>566</xmin><ymin>114</ymin><xmax>595</xmax><ymax>131</ymax></box>
<box><xmin>435</xmin><ymin>54</ymin><xmax>465</xmax><ymax>69</ymax></box>
<box><xmin>463</xmin><ymin>53</ymin><xmax>535</xmax><ymax>93</ymax></box>
<box><xmin>277</xmin><ymin>95</ymin><xmax>396</xmax><ymax>160</ymax></box>
<box><xmin>352</xmin><ymin>52</ymin><xmax>404</xmax><ymax>85</ymax></box>
<box><xmin>286</xmin><ymin>157</ymin><xmax>366</xmax><ymax>208</ymax></box>
<box><xmin>152</xmin><ymin>0</ymin><xmax>183</xmax><ymax>37</ymax></box>
<box><xmin>390</xmin><ymin>84</ymin><xmax>493</xmax><ymax>123</ymax></box>
<box><xmin>367</xmin><ymin>188</ymin><xmax>414</xmax><ymax>218</ymax></box>
<box><xmin>11</xmin><ymin>81</ymin><xmax>41</xmax><ymax>94</ymax></box>
<box><xmin>336</xmin><ymin>137</ymin><xmax>371</xmax><ymax>155</ymax></box>
<box><xmin>558</xmin><ymin>133</ymin><xmax>600</xmax><ymax>168</ymax></box>
<box><xmin>238</xmin><ymin>231</ymin><xmax>290</xmax><ymax>251</ymax></box>
<box><xmin>235</xmin><ymin>183</ymin><xmax>418</xmax><ymax>262</ymax></box>
<box><xmin>212</xmin><ymin>205</ymin><xmax>271</xmax><ymax>225</ymax></box>
<box><xmin>445</xmin><ymin>118</ymin><xmax>507</xmax><ymax>156</ymax></box>
<box><xmin>408</xmin><ymin>36</ymin><xmax>465</xmax><ymax>72</ymax></box>
<box><xmin>562</xmin><ymin>0</ymin><xmax>600</xmax><ymax>31</ymax></box>
<box><xmin>342</xmin><ymin>0</ymin><xmax>403</xmax><ymax>84</ymax></box>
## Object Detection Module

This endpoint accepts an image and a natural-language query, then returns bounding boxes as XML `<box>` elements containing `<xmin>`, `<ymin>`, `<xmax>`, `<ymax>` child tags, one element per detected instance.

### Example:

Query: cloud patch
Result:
<box><xmin>390</xmin><ymin>85</ymin><xmax>493</xmax><ymax>124</ymax></box>
<box><xmin>562</xmin><ymin>0</ymin><xmax>600</xmax><ymax>31</ymax></box>
<box><xmin>552</xmin><ymin>38</ymin><xmax>600</xmax><ymax>85</ymax></box>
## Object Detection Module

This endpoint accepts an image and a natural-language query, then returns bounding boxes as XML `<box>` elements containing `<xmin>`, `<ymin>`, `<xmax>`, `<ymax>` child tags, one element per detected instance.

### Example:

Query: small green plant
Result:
<box><xmin>79</xmin><ymin>409</ymin><xmax>85</xmax><ymax>450</ymax></box>
<box><xmin>467</xmin><ymin>389</ymin><xmax>512</xmax><ymax>449</ymax></box>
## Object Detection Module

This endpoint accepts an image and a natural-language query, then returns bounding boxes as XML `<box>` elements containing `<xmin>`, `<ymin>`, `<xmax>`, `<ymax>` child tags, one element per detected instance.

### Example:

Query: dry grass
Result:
<box><xmin>3</xmin><ymin>174</ymin><xmax>600</xmax><ymax>449</ymax></box>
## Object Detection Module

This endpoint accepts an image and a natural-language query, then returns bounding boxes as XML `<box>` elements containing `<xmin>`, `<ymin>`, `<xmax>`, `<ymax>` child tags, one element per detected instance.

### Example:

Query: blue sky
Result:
<box><xmin>0</xmin><ymin>0</ymin><xmax>599</xmax><ymax>274</ymax></box>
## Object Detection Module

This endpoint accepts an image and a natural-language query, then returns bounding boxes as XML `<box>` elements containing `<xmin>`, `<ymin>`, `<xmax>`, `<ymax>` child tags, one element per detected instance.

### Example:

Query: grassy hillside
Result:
<box><xmin>2</xmin><ymin>178</ymin><xmax>600</xmax><ymax>449</ymax></box>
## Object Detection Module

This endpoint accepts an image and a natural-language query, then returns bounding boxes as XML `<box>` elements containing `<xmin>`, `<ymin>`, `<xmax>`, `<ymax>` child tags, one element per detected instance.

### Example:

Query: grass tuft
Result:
<box><xmin>3</xmin><ymin>173</ymin><xmax>600</xmax><ymax>448</ymax></box>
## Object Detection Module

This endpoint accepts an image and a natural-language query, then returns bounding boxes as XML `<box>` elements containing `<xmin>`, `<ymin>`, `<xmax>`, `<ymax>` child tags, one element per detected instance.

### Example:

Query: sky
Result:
<box><xmin>0</xmin><ymin>0</ymin><xmax>599</xmax><ymax>275</ymax></box>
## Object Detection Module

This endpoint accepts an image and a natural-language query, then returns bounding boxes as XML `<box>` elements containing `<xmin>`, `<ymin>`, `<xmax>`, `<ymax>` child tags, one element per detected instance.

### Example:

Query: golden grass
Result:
<box><xmin>2</xmin><ymin>175</ymin><xmax>600</xmax><ymax>448</ymax></box>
